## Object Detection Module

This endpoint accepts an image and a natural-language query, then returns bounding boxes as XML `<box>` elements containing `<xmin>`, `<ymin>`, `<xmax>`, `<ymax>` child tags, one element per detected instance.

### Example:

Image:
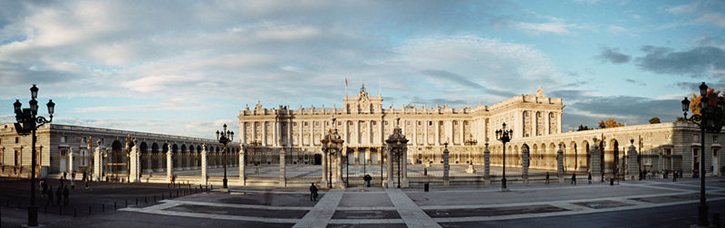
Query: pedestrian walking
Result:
<box><xmin>571</xmin><ymin>173</ymin><xmax>577</xmax><ymax>185</ymax></box>
<box><xmin>41</xmin><ymin>179</ymin><xmax>48</xmax><ymax>196</ymax></box>
<box><xmin>309</xmin><ymin>183</ymin><xmax>319</xmax><ymax>201</ymax></box>
<box><xmin>588</xmin><ymin>172</ymin><xmax>592</xmax><ymax>184</ymax></box>
<box><xmin>71</xmin><ymin>172</ymin><xmax>76</xmax><ymax>190</ymax></box>
<box><xmin>545</xmin><ymin>172</ymin><xmax>550</xmax><ymax>184</ymax></box>
<box><xmin>46</xmin><ymin>186</ymin><xmax>54</xmax><ymax>206</ymax></box>
<box><xmin>56</xmin><ymin>184</ymin><xmax>63</xmax><ymax>206</ymax></box>
<box><xmin>63</xmin><ymin>185</ymin><xmax>69</xmax><ymax>206</ymax></box>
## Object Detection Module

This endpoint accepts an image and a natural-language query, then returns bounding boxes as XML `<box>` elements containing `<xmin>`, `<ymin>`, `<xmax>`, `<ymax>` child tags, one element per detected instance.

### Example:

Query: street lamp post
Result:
<box><xmin>321</xmin><ymin>117</ymin><xmax>344</xmax><ymax>189</ymax></box>
<box><xmin>216</xmin><ymin>124</ymin><xmax>234</xmax><ymax>190</ymax></box>
<box><xmin>385</xmin><ymin>118</ymin><xmax>409</xmax><ymax>188</ymax></box>
<box><xmin>681</xmin><ymin>82</ymin><xmax>724</xmax><ymax>227</ymax></box>
<box><xmin>13</xmin><ymin>84</ymin><xmax>55</xmax><ymax>227</ymax></box>
<box><xmin>495</xmin><ymin>123</ymin><xmax>513</xmax><ymax>192</ymax></box>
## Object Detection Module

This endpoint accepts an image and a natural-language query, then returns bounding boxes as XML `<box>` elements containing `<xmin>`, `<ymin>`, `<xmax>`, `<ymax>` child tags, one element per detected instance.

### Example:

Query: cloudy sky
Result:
<box><xmin>0</xmin><ymin>0</ymin><xmax>723</xmax><ymax>138</ymax></box>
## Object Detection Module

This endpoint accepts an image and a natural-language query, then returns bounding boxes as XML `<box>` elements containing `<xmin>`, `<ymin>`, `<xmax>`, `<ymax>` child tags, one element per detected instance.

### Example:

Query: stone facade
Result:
<box><xmin>239</xmin><ymin>85</ymin><xmax>725</xmax><ymax>179</ymax></box>
<box><xmin>238</xmin><ymin>85</ymin><xmax>564</xmax><ymax>168</ymax></box>
<box><xmin>0</xmin><ymin>123</ymin><xmax>239</xmax><ymax>179</ymax></box>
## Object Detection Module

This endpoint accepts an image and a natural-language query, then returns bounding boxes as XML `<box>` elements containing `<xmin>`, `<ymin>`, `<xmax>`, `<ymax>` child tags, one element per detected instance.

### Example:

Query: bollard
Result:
<box><xmin>102</xmin><ymin>204</ymin><xmax>105</xmax><ymax>213</ymax></box>
<box><xmin>135</xmin><ymin>198</ymin><xmax>138</xmax><ymax>206</ymax></box>
<box><xmin>610</xmin><ymin>178</ymin><xmax>614</xmax><ymax>186</ymax></box>
<box><xmin>17</xmin><ymin>201</ymin><xmax>21</xmax><ymax>209</ymax></box>
<box><xmin>44</xmin><ymin>205</ymin><xmax>47</xmax><ymax>213</ymax></box>
<box><xmin>89</xmin><ymin>205</ymin><xmax>92</xmax><ymax>215</ymax></box>
<box><xmin>125</xmin><ymin>199</ymin><xmax>128</xmax><ymax>208</ymax></box>
<box><xmin>162</xmin><ymin>193</ymin><xmax>165</xmax><ymax>200</ymax></box>
<box><xmin>59</xmin><ymin>206</ymin><xmax>62</xmax><ymax>216</ymax></box>
<box><xmin>114</xmin><ymin>201</ymin><xmax>117</xmax><ymax>210</ymax></box>
<box><xmin>74</xmin><ymin>207</ymin><xmax>77</xmax><ymax>217</ymax></box>
<box><xmin>145</xmin><ymin>196</ymin><xmax>148</xmax><ymax>204</ymax></box>
<box><xmin>424</xmin><ymin>183</ymin><xmax>429</xmax><ymax>192</ymax></box>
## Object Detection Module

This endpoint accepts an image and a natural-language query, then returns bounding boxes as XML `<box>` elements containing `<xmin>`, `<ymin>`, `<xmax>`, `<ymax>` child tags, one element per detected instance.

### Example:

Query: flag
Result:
<box><xmin>345</xmin><ymin>78</ymin><xmax>348</xmax><ymax>87</ymax></box>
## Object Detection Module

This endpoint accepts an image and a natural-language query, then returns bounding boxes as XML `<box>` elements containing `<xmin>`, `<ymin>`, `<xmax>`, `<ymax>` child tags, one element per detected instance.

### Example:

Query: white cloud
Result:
<box><xmin>513</xmin><ymin>21</ymin><xmax>572</xmax><ymax>35</ymax></box>
<box><xmin>666</xmin><ymin>0</ymin><xmax>725</xmax><ymax>28</ymax></box>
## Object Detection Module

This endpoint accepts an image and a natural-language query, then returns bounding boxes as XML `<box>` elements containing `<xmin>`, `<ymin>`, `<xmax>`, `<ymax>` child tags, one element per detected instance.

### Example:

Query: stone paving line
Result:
<box><xmin>432</xmin><ymin>196</ymin><xmax>725</xmax><ymax>223</ymax></box>
<box><xmin>162</xmin><ymin>199</ymin><xmax>313</xmax><ymax>210</ymax></box>
<box><xmin>387</xmin><ymin>188</ymin><xmax>442</xmax><ymax>228</ymax></box>
<box><xmin>417</xmin><ymin>191</ymin><xmax>695</xmax><ymax>210</ymax></box>
<box><xmin>293</xmin><ymin>189</ymin><xmax>343</xmax><ymax>228</ymax></box>
<box><xmin>111</xmin><ymin>179</ymin><xmax>725</xmax><ymax>227</ymax></box>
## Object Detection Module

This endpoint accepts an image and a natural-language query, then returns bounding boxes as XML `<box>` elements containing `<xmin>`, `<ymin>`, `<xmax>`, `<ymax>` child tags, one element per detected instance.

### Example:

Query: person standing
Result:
<box><xmin>309</xmin><ymin>183</ymin><xmax>319</xmax><ymax>201</ymax></box>
<box><xmin>46</xmin><ymin>186</ymin><xmax>54</xmax><ymax>206</ymax></box>
<box><xmin>571</xmin><ymin>173</ymin><xmax>577</xmax><ymax>185</ymax></box>
<box><xmin>56</xmin><ymin>184</ymin><xmax>63</xmax><ymax>206</ymax></box>
<box><xmin>363</xmin><ymin>174</ymin><xmax>372</xmax><ymax>187</ymax></box>
<box><xmin>545</xmin><ymin>172</ymin><xmax>550</xmax><ymax>184</ymax></box>
<box><xmin>588</xmin><ymin>172</ymin><xmax>592</xmax><ymax>184</ymax></box>
<box><xmin>41</xmin><ymin>179</ymin><xmax>48</xmax><ymax>196</ymax></box>
<box><xmin>63</xmin><ymin>185</ymin><xmax>70</xmax><ymax>206</ymax></box>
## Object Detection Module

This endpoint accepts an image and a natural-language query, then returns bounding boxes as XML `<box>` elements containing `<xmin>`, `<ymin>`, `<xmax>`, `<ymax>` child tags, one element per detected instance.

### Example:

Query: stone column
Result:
<box><xmin>322</xmin><ymin>151</ymin><xmax>329</xmax><ymax>188</ymax></box>
<box><xmin>484</xmin><ymin>143</ymin><xmax>491</xmax><ymax>185</ymax></box>
<box><xmin>201</xmin><ymin>145</ymin><xmax>208</xmax><ymax>185</ymax></box>
<box><xmin>239</xmin><ymin>146</ymin><xmax>246</xmax><ymax>186</ymax></box>
<box><xmin>279</xmin><ymin>148</ymin><xmax>286</xmax><ymax>187</ymax></box>
<box><xmin>443</xmin><ymin>144</ymin><xmax>450</xmax><ymax>186</ymax></box>
<box><xmin>557</xmin><ymin>146</ymin><xmax>564</xmax><ymax>183</ymax></box>
<box><xmin>146</xmin><ymin>152</ymin><xmax>152</xmax><ymax>173</ymax></box>
<box><xmin>130</xmin><ymin>142</ymin><xmax>140</xmax><ymax>183</ymax></box>
<box><xmin>336</xmin><ymin>151</ymin><xmax>344</xmax><ymax>189</ymax></box>
<box><xmin>184</xmin><ymin>151</ymin><xmax>190</xmax><ymax>170</ymax></box>
<box><xmin>435</xmin><ymin>121</ymin><xmax>440</xmax><ymax>146</ymax></box>
<box><xmin>386</xmin><ymin>146</ymin><xmax>394</xmax><ymax>188</ymax></box>
<box><xmin>627</xmin><ymin>140</ymin><xmax>639</xmax><ymax>180</ymax></box>
<box><xmin>241</xmin><ymin>122</ymin><xmax>247</xmax><ymax>145</ymax></box>
<box><xmin>522</xmin><ymin>146</ymin><xmax>530</xmax><ymax>184</ymax></box>
<box><xmin>402</xmin><ymin>147</ymin><xmax>409</xmax><ymax>188</ymax></box>
<box><xmin>68</xmin><ymin>147</ymin><xmax>74</xmax><ymax>177</ymax></box>
<box><xmin>590</xmin><ymin>142</ymin><xmax>602</xmax><ymax>182</ymax></box>
<box><xmin>93</xmin><ymin>145</ymin><xmax>103</xmax><ymax>181</ymax></box>
<box><xmin>166</xmin><ymin>144</ymin><xmax>173</xmax><ymax>183</ymax></box>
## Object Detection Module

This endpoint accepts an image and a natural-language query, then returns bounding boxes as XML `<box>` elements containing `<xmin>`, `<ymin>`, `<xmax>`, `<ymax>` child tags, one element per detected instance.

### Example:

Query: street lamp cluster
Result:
<box><xmin>321</xmin><ymin>117</ymin><xmax>344</xmax><ymax>189</ymax></box>
<box><xmin>216</xmin><ymin>124</ymin><xmax>234</xmax><ymax>190</ymax></box>
<box><xmin>495</xmin><ymin>123</ymin><xmax>513</xmax><ymax>191</ymax></box>
<box><xmin>13</xmin><ymin>84</ymin><xmax>55</xmax><ymax>227</ymax></box>
<box><xmin>680</xmin><ymin>82</ymin><xmax>725</xmax><ymax>227</ymax></box>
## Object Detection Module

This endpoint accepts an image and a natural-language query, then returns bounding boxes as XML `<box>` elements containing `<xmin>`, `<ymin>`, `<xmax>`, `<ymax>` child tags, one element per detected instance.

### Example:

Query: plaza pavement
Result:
<box><xmin>3</xmin><ymin>176</ymin><xmax>725</xmax><ymax>227</ymax></box>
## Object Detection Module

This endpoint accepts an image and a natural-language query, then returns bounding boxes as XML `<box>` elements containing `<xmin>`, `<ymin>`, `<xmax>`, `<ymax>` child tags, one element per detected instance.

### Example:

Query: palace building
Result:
<box><xmin>238</xmin><ymin>85</ymin><xmax>564</xmax><ymax>166</ymax></box>
<box><xmin>239</xmin><ymin>85</ymin><xmax>723</xmax><ymax>180</ymax></box>
<box><xmin>1</xmin><ymin>85</ymin><xmax>722</xmax><ymax>184</ymax></box>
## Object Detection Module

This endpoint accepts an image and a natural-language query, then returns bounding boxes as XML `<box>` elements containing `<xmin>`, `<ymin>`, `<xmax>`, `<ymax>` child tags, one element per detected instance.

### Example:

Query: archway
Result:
<box><xmin>314</xmin><ymin>154</ymin><xmax>322</xmax><ymax>165</ymax></box>
<box><xmin>110</xmin><ymin>140</ymin><xmax>124</xmax><ymax>178</ymax></box>
<box><xmin>151</xmin><ymin>143</ymin><xmax>159</xmax><ymax>172</ymax></box>
<box><xmin>140</xmin><ymin>142</ymin><xmax>149</xmax><ymax>174</ymax></box>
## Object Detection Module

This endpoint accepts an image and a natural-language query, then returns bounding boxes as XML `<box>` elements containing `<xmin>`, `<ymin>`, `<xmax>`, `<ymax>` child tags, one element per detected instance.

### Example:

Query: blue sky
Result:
<box><xmin>0</xmin><ymin>0</ymin><xmax>723</xmax><ymax>138</ymax></box>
